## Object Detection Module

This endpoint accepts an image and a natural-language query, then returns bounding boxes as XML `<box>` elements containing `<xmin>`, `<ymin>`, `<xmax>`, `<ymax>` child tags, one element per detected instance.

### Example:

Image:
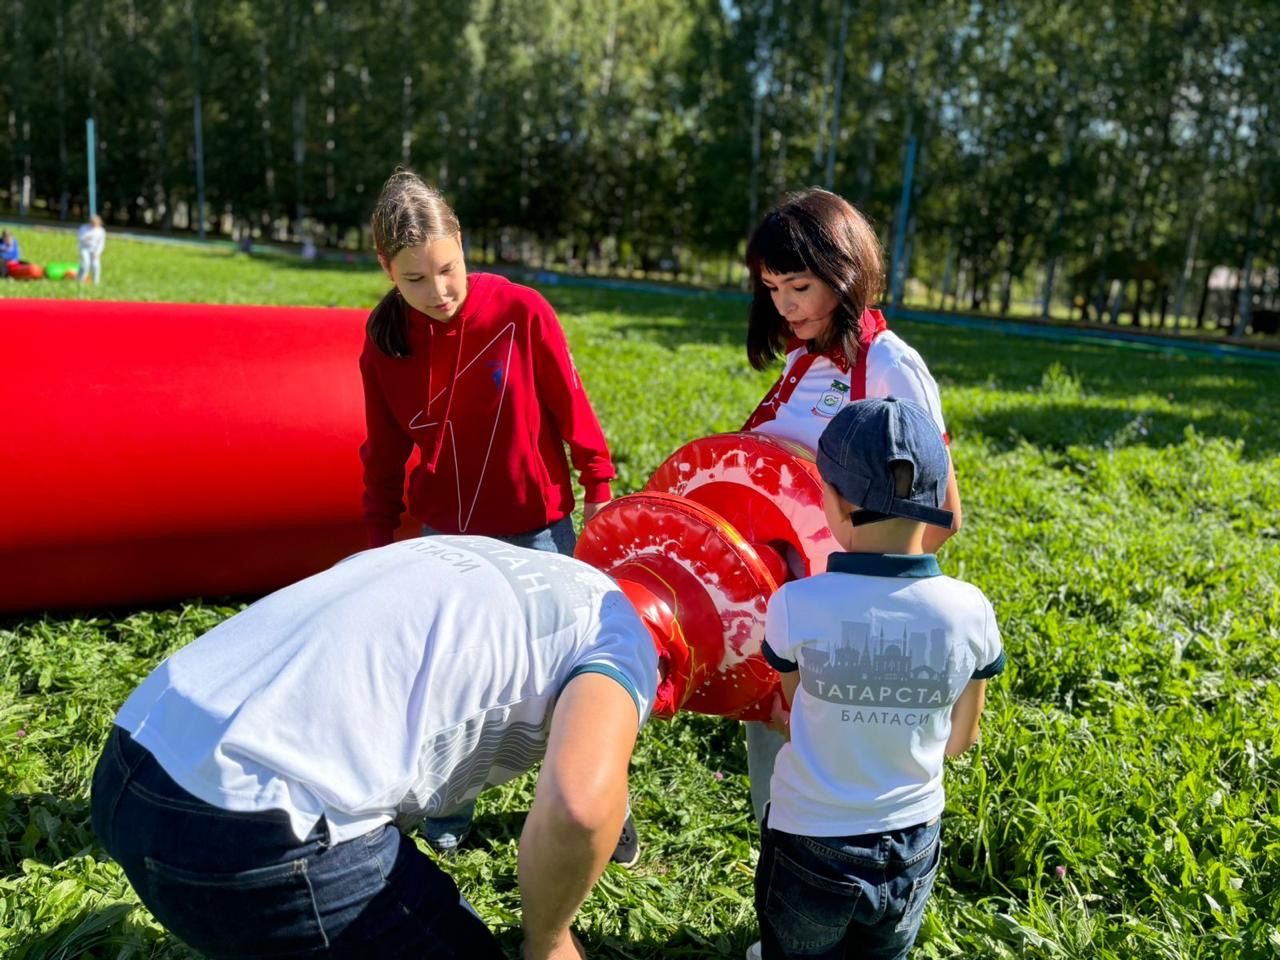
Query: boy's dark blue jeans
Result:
<box><xmin>754</xmin><ymin>814</ymin><xmax>942</xmax><ymax>960</ymax></box>
<box><xmin>90</xmin><ymin>726</ymin><xmax>506</xmax><ymax>959</ymax></box>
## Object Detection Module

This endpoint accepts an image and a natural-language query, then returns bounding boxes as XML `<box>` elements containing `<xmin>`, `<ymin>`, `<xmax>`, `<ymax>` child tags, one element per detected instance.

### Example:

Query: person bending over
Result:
<box><xmin>92</xmin><ymin>536</ymin><xmax>665</xmax><ymax>960</ymax></box>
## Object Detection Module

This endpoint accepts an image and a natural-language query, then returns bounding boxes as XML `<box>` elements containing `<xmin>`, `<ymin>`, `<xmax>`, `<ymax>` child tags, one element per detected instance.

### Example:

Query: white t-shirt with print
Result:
<box><xmin>763</xmin><ymin>553</ymin><xmax>1004</xmax><ymax>838</ymax></box>
<box><xmin>751</xmin><ymin>332</ymin><xmax>947</xmax><ymax>452</ymax></box>
<box><xmin>115</xmin><ymin>536</ymin><xmax>659</xmax><ymax>843</ymax></box>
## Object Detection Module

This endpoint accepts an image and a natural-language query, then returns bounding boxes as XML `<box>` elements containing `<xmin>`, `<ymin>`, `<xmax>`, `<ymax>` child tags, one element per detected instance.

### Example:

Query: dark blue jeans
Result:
<box><xmin>754</xmin><ymin>814</ymin><xmax>942</xmax><ymax>960</ymax></box>
<box><xmin>90</xmin><ymin>726</ymin><xmax>506</xmax><ymax>959</ymax></box>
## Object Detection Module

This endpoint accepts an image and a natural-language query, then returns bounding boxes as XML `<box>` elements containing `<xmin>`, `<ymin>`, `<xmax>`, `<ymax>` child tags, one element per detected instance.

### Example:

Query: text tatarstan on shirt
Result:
<box><xmin>812</xmin><ymin>680</ymin><xmax>950</xmax><ymax>706</ymax></box>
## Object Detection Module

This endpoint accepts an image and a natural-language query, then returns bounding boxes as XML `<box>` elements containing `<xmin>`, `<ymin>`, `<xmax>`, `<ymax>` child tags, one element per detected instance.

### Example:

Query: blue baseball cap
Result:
<box><xmin>816</xmin><ymin>397</ymin><xmax>954</xmax><ymax>528</ymax></box>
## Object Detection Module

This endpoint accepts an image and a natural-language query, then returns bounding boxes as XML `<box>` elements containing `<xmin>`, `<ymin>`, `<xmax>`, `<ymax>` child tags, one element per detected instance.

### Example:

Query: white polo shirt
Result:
<box><xmin>763</xmin><ymin>552</ymin><xmax>1004</xmax><ymax>837</ymax></box>
<box><xmin>750</xmin><ymin>332</ymin><xmax>947</xmax><ymax>452</ymax></box>
<box><xmin>115</xmin><ymin>536</ymin><xmax>658</xmax><ymax>843</ymax></box>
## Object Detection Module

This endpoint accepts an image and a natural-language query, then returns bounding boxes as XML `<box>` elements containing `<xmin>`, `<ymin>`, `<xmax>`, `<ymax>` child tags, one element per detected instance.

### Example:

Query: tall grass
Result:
<box><xmin>2</xmin><ymin>241</ymin><xmax>1278</xmax><ymax>958</ymax></box>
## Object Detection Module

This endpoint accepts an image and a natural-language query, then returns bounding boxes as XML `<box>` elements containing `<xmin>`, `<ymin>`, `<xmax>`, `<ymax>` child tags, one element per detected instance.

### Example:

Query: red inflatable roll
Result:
<box><xmin>0</xmin><ymin>298</ymin><xmax>389</xmax><ymax>613</ymax></box>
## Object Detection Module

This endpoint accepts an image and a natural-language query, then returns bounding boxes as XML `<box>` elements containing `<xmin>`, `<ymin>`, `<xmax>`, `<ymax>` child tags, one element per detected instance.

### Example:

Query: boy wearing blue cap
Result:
<box><xmin>750</xmin><ymin>397</ymin><xmax>1006</xmax><ymax>960</ymax></box>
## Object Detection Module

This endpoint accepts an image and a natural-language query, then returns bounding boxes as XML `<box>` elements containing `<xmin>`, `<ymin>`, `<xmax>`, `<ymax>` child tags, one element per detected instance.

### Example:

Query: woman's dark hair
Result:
<box><xmin>367</xmin><ymin>168</ymin><xmax>462</xmax><ymax>357</ymax></box>
<box><xmin>745</xmin><ymin>188</ymin><xmax>884</xmax><ymax>371</ymax></box>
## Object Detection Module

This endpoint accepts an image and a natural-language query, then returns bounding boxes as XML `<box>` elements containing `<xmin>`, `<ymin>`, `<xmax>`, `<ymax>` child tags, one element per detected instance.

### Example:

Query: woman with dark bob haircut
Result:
<box><xmin>738</xmin><ymin>189</ymin><xmax>964</xmax><ymax>913</ymax></box>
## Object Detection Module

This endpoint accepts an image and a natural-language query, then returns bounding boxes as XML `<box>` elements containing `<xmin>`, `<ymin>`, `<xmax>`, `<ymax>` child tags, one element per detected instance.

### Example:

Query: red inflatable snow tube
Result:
<box><xmin>0</xmin><ymin>298</ymin><xmax>377</xmax><ymax>613</ymax></box>
<box><xmin>7</xmin><ymin>261</ymin><xmax>45</xmax><ymax>280</ymax></box>
<box><xmin>576</xmin><ymin>434</ymin><xmax>839</xmax><ymax>721</ymax></box>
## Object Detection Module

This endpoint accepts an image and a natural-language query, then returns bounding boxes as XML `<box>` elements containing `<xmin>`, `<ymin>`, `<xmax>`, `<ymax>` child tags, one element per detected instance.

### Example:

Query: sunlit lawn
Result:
<box><xmin>2</xmin><ymin>236</ymin><xmax>1278</xmax><ymax>958</ymax></box>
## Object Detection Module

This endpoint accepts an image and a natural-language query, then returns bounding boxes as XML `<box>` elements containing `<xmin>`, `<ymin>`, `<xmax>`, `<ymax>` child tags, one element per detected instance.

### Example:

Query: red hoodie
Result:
<box><xmin>359</xmin><ymin>273</ymin><xmax>615</xmax><ymax>546</ymax></box>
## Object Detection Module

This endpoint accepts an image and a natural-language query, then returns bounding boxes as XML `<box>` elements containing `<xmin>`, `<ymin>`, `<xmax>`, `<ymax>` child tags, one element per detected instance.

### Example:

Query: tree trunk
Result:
<box><xmin>55</xmin><ymin>0</ymin><xmax>69</xmax><ymax>218</ymax></box>
<box><xmin>1172</xmin><ymin>207</ymin><xmax>1201</xmax><ymax>328</ymax></box>
<box><xmin>288</xmin><ymin>0</ymin><xmax>309</xmax><ymax>233</ymax></box>
<box><xmin>824</xmin><ymin>0</ymin><xmax>850</xmax><ymax>190</ymax></box>
<box><xmin>325</xmin><ymin>73</ymin><xmax>336</xmax><ymax>202</ymax></box>
<box><xmin>1195</xmin><ymin>265</ymin><xmax>1212</xmax><ymax>329</ymax></box>
<box><xmin>14</xmin><ymin>0</ymin><xmax>30</xmax><ymax>215</ymax></box>
<box><xmin>746</xmin><ymin>5</ymin><xmax>771</xmax><ymax>233</ymax></box>
<box><xmin>190</xmin><ymin>0</ymin><xmax>206</xmax><ymax>238</ymax></box>
<box><xmin>400</xmin><ymin>0</ymin><xmax>414</xmax><ymax>166</ymax></box>
<box><xmin>257</xmin><ymin>34</ymin><xmax>277</xmax><ymax>206</ymax></box>
<box><xmin>599</xmin><ymin>0</ymin><xmax>619</xmax><ymax>98</ymax></box>
<box><xmin>813</xmin><ymin>22</ymin><xmax>834</xmax><ymax>171</ymax></box>
<box><xmin>1232</xmin><ymin>200</ymin><xmax>1265</xmax><ymax>337</ymax></box>
<box><xmin>1040</xmin><ymin>100</ymin><xmax>1076</xmax><ymax>319</ymax></box>
<box><xmin>938</xmin><ymin>235</ymin><xmax>954</xmax><ymax>309</ymax></box>
<box><xmin>854</xmin><ymin>3</ymin><xmax>891</xmax><ymax>205</ymax></box>
<box><xmin>1109</xmin><ymin>278</ymin><xmax>1126</xmax><ymax>325</ymax></box>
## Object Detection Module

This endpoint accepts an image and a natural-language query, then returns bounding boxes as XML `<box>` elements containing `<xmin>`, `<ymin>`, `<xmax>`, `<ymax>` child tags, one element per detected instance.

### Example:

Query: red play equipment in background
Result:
<box><xmin>1</xmin><ymin>299</ymin><xmax>840</xmax><ymax>721</ymax></box>
<box><xmin>7</xmin><ymin>261</ymin><xmax>45</xmax><ymax>280</ymax></box>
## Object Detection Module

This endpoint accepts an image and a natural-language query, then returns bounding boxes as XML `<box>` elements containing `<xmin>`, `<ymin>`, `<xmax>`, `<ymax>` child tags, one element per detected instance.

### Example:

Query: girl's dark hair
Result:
<box><xmin>745</xmin><ymin>188</ymin><xmax>884</xmax><ymax>371</ymax></box>
<box><xmin>367</xmin><ymin>169</ymin><xmax>462</xmax><ymax>357</ymax></box>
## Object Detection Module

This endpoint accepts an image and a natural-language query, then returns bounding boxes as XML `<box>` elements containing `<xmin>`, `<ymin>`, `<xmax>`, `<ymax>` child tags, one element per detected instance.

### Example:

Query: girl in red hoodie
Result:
<box><xmin>361</xmin><ymin>170</ymin><xmax>615</xmax><ymax>552</ymax></box>
<box><xmin>362</xmin><ymin>170</ymin><xmax>632</xmax><ymax>864</ymax></box>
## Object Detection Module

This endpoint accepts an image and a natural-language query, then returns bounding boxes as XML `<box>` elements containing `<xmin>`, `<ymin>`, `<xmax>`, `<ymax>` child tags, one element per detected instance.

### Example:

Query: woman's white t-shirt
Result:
<box><xmin>750</xmin><ymin>332</ymin><xmax>947</xmax><ymax>451</ymax></box>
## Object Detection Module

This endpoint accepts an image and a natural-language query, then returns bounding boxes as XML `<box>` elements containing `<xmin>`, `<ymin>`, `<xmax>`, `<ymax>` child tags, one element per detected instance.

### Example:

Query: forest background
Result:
<box><xmin>2</xmin><ymin>0</ymin><xmax>1278</xmax><ymax>332</ymax></box>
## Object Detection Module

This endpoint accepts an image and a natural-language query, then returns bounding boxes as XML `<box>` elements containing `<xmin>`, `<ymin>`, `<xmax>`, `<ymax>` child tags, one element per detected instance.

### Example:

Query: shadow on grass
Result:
<box><xmin>959</xmin><ymin>398</ymin><xmax>1272</xmax><ymax>457</ymax></box>
<box><xmin>245</xmin><ymin>250</ymin><xmax>375</xmax><ymax>275</ymax></box>
<box><xmin>0</xmin><ymin>793</ymin><xmax>97</xmax><ymax>872</ymax></box>
<box><xmin>546</xmin><ymin>286</ymin><xmax>749</xmax><ymax>349</ymax></box>
<box><xmin>897</xmin><ymin>321</ymin><xmax>1276</xmax><ymax>399</ymax></box>
<box><xmin>545</xmin><ymin>288</ymin><xmax>1279</xmax><ymax>441</ymax></box>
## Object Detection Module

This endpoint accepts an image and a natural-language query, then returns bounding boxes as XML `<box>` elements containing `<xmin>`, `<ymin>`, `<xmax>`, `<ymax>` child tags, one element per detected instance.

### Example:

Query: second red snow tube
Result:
<box><xmin>7</xmin><ymin>261</ymin><xmax>45</xmax><ymax>280</ymax></box>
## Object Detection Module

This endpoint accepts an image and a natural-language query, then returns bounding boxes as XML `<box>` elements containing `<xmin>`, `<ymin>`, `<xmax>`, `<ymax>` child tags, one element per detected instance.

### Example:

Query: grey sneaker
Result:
<box><xmin>610</xmin><ymin>812</ymin><xmax>640</xmax><ymax>868</ymax></box>
<box><xmin>745</xmin><ymin>941</ymin><xmax>762</xmax><ymax>960</ymax></box>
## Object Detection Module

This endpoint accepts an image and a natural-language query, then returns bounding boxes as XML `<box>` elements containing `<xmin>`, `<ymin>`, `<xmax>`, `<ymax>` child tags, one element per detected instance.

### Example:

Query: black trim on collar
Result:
<box><xmin>826</xmin><ymin>553</ymin><xmax>942</xmax><ymax>578</ymax></box>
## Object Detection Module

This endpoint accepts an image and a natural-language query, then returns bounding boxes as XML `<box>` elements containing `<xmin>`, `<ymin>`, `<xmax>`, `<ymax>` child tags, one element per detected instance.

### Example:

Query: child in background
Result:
<box><xmin>0</xmin><ymin>230</ymin><xmax>20</xmax><ymax>265</ymax></box>
<box><xmin>78</xmin><ymin>216</ymin><xmax>107</xmax><ymax>284</ymax></box>
<box><xmin>750</xmin><ymin>397</ymin><xmax>1005</xmax><ymax>960</ymax></box>
<box><xmin>361</xmin><ymin>169</ymin><xmax>633</xmax><ymax>863</ymax></box>
<box><xmin>740</xmin><ymin>187</ymin><xmax>963</xmax><ymax>832</ymax></box>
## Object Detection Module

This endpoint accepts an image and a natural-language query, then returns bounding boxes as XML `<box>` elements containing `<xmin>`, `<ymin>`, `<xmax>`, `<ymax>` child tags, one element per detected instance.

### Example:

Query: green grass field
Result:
<box><xmin>2</xmin><ymin>235</ymin><xmax>1279</xmax><ymax>959</ymax></box>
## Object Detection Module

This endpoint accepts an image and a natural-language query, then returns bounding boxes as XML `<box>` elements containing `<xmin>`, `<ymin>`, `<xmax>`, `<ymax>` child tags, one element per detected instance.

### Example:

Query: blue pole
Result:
<box><xmin>890</xmin><ymin>134</ymin><xmax>917</xmax><ymax>307</ymax></box>
<box><xmin>86</xmin><ymin>117</ymin><xmax>98</xmax><ymax>216</ymax></box>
